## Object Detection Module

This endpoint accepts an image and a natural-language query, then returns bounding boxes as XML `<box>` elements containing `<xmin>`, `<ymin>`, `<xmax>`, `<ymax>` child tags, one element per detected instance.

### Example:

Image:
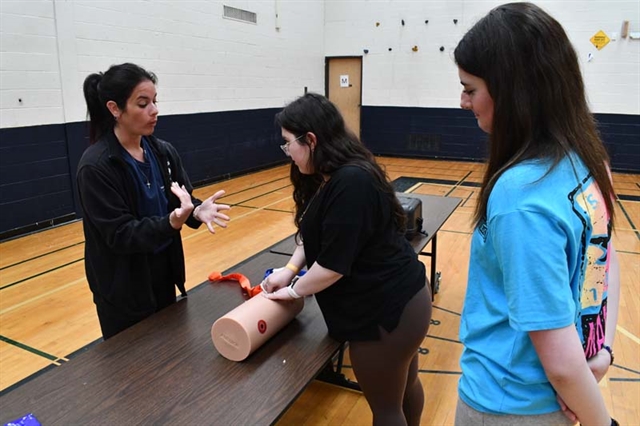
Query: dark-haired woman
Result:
<box><xmin>263</xmin><ymin>93</ymin><xmax>431</xmax><ymax>426</ymax></box>
<box><xmin>78</xmin><ymin>63</ymin><xmax>230</xmax><ymax>339</ymax></box>
<box><xmin>452</xmin><ymin>3</ymin><xmax>620</xmax><ymax>425</ymax></box>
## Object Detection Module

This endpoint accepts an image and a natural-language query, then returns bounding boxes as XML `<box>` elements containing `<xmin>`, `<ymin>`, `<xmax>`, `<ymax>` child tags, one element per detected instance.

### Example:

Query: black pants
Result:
<box><xmin>97</xmin><ymin>249</ymin><xmax>176</xmax><ymax>340</ymax></box>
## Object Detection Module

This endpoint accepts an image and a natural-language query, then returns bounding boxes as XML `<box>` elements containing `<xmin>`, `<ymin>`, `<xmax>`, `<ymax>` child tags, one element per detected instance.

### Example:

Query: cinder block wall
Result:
<box><xmin>1</xmin><ymin>0</ymin><xmax>638</xmax><ymax>238</ymax></box>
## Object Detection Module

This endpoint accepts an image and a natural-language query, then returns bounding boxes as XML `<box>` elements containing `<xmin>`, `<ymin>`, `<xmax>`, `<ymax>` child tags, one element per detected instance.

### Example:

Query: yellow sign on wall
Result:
<box><xmin>590</xmin><ymin>30</ymin><xmax>610</xmax><ymax>50</ymax></box>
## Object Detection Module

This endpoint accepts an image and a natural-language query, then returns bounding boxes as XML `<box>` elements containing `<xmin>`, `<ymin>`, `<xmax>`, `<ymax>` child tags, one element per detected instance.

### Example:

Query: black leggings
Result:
<box><xmin>349</xmin><ymin>284</ymin><xmax>432</xmax><ymax>426</ymax></box>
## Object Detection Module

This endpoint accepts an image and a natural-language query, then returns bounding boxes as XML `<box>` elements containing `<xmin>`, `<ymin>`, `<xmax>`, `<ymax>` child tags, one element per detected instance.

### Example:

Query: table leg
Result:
<box><xmin>316</xmin><ymin>344</ymin><xmax>361</xmax><ymax>392</ymax></box>
<box><xmin>430</xmin><ymin>233</ymin><xmax>437</xmax><ymax>301</ymax></box>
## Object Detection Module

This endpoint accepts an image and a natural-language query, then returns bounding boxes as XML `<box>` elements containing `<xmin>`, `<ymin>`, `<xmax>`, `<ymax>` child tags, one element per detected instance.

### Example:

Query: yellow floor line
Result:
<box><xmin>183</xmin><ymin>195</ymin><xmax>292</xmax><ymax>241</ymax></box>
<box><xmin>1</xmin><ymin>197</ymin><xmax>293</xmax><ymax>311</ymax></box>
<box><xmin>0</xmin><ymin>277</ymin><xmax>86</xmax><ymax>315</ymax></box>
<box><xmin>614</xmin><ymin>226</ymin><xmax>640</xmax><ymax>232</ymax></box>
<box><xmin>404</xmin><ymin>182</ymin><xmax>423</xmax><ymax>193</ymax></box>
<box><xmin>617</xmin><ymin>324</ymin><xmax>640</xmax><ymax>345</ymax></box>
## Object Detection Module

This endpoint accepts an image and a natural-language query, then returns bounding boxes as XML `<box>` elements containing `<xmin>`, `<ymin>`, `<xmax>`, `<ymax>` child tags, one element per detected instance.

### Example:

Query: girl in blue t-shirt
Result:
<box><xmin>452</xmin><ymin>3</ymin><xmax>620</xmax><ymax>426</ymax></box>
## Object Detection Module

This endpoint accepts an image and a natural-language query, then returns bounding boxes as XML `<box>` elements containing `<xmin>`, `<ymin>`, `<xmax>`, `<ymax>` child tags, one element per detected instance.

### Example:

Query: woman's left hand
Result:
<box><xmin>263</xmin><ymin>286</ymin><xmax>296</xmax><ymax>301</ymax></box>
<box><xmin>586</xmin><ymin>347</ymin><xmax>612</xmax><ymax>383</ymax></box>
<box><xmin>556</xmin><ymin>347</ymin><xmax>612</xmax><ymax>422</ymax></box>
<box><xmin>260</xmin><ymin>267</ymin><xmax>295</xmax><ymax>295</ymax></box>
<box><xmin>170</xmin><ymin>182</ymin><xmax>195</xmax><ymax>229</ymax></box>
<box><xmin>195</xmin><ymin>190</ymin><xmax>231</xmax><ymax>233</ymax></box>
<box><xmin>556</xmin><ymin>395</ymin><xmax>578</xmax><ymax>423</ymax></box>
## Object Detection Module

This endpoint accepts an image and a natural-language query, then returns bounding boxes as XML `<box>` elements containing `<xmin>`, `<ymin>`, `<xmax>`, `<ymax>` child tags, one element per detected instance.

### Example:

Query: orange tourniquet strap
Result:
<box><xmin>208</xmin><ymin>271</ymin><xmax>262</xmax><ymax>298</ymax></box>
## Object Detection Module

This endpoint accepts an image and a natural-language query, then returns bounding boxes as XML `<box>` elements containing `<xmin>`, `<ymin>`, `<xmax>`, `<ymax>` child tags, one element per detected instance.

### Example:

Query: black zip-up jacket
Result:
<box><xmin>77</xmin><ymin>130</ymin><xmax>202</xmax><ymax>317</ymax></box>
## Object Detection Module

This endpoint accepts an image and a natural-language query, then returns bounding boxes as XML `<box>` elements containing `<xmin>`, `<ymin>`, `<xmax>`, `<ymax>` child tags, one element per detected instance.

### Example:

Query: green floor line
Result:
<box><xmin>613</xmin><ymin>364</ymin><xmax>640</xmax><ymax>375</ymax></box>
<box><xmin>0</xmin><ymin>335</ymin><xmax>58</xmax><ymax>361</ymax></box>
<box><xmin>0</xmin><ymin>258</ymin><xmax>84</xmax><ymax>291</ymax></box>
<box><xmin>0</xmin><ymin>241</ymin><xmax>85</xmax><ymax>271</ymax></box>
<box><xmin>426</xmin><ymin>334</ymin><xmax>462</xmax><ymax>344</ymax></box>
<box><xmin>418</xmin><ymin>369</ymin><xmax>462</xmax><ymax>375</ymax></box>
<box><xmin>617</xmin><ymin>199</ymin><xmax>640</xmax><ymax>242</ymax></box>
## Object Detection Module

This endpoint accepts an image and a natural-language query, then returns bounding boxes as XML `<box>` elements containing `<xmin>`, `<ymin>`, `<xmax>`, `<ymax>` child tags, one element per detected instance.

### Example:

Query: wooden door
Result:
<box><xmin>326</xmin><ymin>57</ymin><xmax>362</xmax><ymax>138</ymax></box>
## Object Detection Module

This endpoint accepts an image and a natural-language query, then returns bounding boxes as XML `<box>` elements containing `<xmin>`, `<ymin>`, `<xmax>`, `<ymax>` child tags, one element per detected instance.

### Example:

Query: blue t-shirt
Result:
<box><xmin>458</xmin><ymin>155</ymin><xmax>613</xmax><ymax>415</ymax></box>
<box><xmin>121</xmin><ymin>137</ymin><xmax>171</xmax><ymax>253</ymax></box>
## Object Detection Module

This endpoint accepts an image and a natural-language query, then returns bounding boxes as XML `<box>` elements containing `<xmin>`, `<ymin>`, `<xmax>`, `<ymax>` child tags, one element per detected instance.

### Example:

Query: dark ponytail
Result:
<box><xmin>82</xmin><ymin>63</ymin><xmax>157</xmax><ymax>144</ymax></box>
<box><xmin>83</xmin><ymin>73</ymin><xmax>109</xmax><ymax>144</ymax></box>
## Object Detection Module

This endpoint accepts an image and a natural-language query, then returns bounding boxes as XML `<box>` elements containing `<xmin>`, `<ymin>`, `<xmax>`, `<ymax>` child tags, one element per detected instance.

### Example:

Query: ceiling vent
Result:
<box><xmin>223</xmin><ymin>5</ymin><xmax>257</xmax><ymax>24</ymax></box>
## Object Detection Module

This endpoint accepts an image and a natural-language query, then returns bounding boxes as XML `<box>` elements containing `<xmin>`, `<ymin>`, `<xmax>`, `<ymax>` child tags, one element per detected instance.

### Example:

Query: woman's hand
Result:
<box><xmin>194</xmin><ymin>189</ymin><xmax>231</xmax><ymax>233</ymax></box>
<box><xmin>556</xmin><ymin>395</ymin><xmax>578</xmax><ymax>423</ymax></box>
<box><xmin>556</xmin><ymin>347</ymin><xmax>612</xmax><ymax>422</ymax></box>
<box><xmin>587</xmin><ymin>347</ymin><xmax>612</xmax><ymax>383</ymax></box>
<box><xmin>169</xmin><ymin>182</ymin><xmax>194</xmax><ymax>229</ymax></box>
<box><xmin>260</xmin><ymin>267</ymin><xmax>296</xmax><ymax>294</ymax></box>
<box><xmin>263</xmin><ymin>285</ymin><xmax>297</xmax><ymax>301</ymax></box>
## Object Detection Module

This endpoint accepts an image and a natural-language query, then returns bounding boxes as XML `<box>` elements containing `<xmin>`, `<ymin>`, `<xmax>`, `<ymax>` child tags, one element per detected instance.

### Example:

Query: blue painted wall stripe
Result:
<box><xmin>0</xmin><ymin>106</ymin><xmax>638</xmax><ymax>238</ymax></box>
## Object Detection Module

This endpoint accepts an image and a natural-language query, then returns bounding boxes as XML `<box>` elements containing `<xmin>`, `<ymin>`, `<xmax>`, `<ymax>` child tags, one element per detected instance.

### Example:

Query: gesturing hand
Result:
<box><xmin>169</xmin><ymin>182</ymin><xmax>195</xmax><ymax>229</ymax></box>
<box><xmin>195</xmin><ymin>189</ymin><xmax>231</xmax><ymax>233</ymax></box>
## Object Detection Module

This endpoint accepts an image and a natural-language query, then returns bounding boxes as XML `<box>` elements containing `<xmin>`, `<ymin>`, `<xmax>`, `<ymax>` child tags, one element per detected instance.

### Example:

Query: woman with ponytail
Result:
<box><xmin>77</xmin><ymin>63</ymin><xmax>230</xmax><ymax>339</ymax></box>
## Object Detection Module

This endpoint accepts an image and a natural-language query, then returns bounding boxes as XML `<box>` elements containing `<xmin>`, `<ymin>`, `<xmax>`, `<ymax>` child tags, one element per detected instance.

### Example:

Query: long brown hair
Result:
<box><xmin>275</xmin><ymin>93</ymin><xmax>406</xmax><ymax>236</ymax></box>
<box><xmin>454</xmin><ymin>2</ymin><xmax>615</xmax><ymax>226</ymax></box>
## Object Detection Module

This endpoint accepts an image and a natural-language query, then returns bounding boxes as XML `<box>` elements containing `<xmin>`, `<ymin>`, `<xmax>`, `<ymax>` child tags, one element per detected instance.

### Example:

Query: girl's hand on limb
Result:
<box><xmin>260</xmin><ymin>267</ymin><xmax>296</xmax><ymax>294</ymax></box>
<box><xmin>263</xmin><ymin>285</ymin><xmax>296</xmax><ymax>301</ymax></box>
<box><xmin>556</xmin><ymin>395</ymin><xmax>577</xmax><ymax>423</ymax></box>
<box><xmin>194</xmin><ymin>189</ymin><xmax>231</xmax><ymax>234</ymax></box>
<box><xmin>530</xmin><ymin>326</ymin><xmax>611</xmax><ymax>426</ymax></box>
<box><xmin>588</xmin><ymin>347</ymin><xmax>612</xmax><ymax>383</ymax></box>
<box><xmin>169</xmin><ymin>182</ymin><xmax>194</xmax><ymax>229</ymax></box>
<box><xmin>263</xmin><ymin>262</ymin><xmax>342</xmax><ymax>301</ymax></box>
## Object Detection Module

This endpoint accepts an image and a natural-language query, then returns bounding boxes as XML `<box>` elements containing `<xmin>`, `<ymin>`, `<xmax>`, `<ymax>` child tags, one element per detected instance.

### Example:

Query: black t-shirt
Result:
<box><xmin>301</xmin><ymin>165</ymin><xmax>425</xmax><ymax>342</ymax></box>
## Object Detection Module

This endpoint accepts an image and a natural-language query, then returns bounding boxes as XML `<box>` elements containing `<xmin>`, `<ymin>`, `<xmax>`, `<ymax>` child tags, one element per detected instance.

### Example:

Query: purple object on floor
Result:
<box><xmin>4</xmin><ymin>413</ymin><xmax>41</xmax><ymax>426</ymax></box>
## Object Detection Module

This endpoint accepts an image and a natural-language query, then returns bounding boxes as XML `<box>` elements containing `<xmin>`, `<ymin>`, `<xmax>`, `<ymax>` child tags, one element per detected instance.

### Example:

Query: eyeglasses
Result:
<box><xmin>280</xmin><ymin>133</ymin><xmax>306</xmax><ymax>156</ymax></box>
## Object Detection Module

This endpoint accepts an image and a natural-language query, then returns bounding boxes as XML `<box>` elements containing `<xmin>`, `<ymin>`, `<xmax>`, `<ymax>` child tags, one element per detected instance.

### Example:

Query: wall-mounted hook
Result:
<box><xmin>412</xmin><ymin>45</ymin><xmax>419</xmax><ymax>52</ymax></box>
<box><xmin>621</xmin><ymin>20</ymin><xmax>629</xmax><ymax>38</ymax></box>
<box><xmin>453</xmin><ymin>19</ymin><xmax>458</xmax><ymax>24</ymax></box>
<box><xmin>401</xmin><ymin>19</ymin><xmax>405</xmax><ymax>26</ymax></box>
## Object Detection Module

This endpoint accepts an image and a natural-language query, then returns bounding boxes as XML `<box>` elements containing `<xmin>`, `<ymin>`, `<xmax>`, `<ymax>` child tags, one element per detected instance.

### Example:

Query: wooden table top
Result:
<box><xmin>0</xmin><ymin>252</ymin><xmax>340</xmax><ymax>426</ymax></box>
<box><xmin>401</xmin><ymin>193</ymin><xmax>461</xmax><ymax>251</ymax></box>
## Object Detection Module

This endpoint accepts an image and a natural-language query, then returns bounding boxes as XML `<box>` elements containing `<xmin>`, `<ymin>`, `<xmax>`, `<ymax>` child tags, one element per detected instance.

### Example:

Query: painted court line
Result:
<box><xmin>0</xmin><ymin>277</ymin><xmax>86</xmax><ymax>315</ymax></box>
<box><xmin>183</xmin><ymin>194</ymin><xmax>292</xmax><ymax>242</ymax></box>
<box><xmin>617</xmin><ymin>324</ymin><xmax>640</xmax><ymax>345</ymax></box>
